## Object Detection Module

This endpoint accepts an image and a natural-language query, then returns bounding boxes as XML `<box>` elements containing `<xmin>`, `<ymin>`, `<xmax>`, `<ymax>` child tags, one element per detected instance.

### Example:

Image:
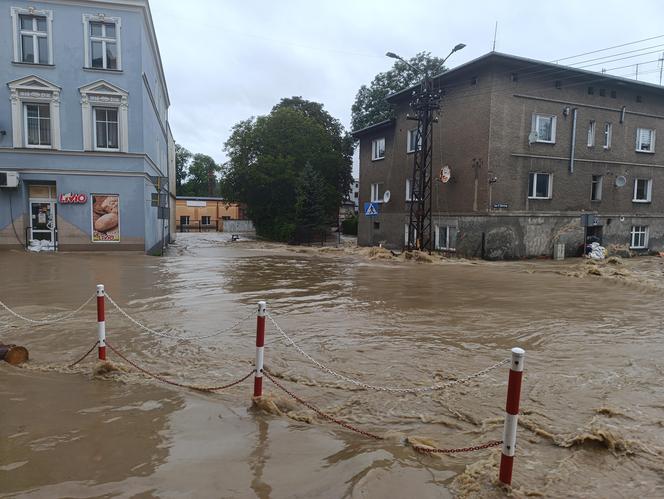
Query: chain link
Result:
<box><xmin>0</xmin><ymin>294</ymin><xmax>96</xmax><ymax>325</ymax></box>
<box><xmin>412</xmin><ymin>440</ymin><xmax>503</xmax><ymax>454</ymax></box>
<box><xmin>68</xmin><ymin>341</ymin><xmax>99</xmax><ymax>368</ymax></box>
<box><xmin>105</xmin><ymin>293</ymin><xmax>253</xmax><ymax>342</ymax></box>
<box><xmin>105</xmin><ymin>340</ymin><xmax>254</xmax><ymax>392</ymax></box>
<box><xmin>267</xmin><ymin>312</ymin><xmax>509</xmax><ymax>393</ymax></box>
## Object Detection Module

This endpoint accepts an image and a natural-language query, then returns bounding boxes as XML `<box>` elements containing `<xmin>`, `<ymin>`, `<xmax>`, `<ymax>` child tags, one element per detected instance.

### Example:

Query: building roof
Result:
<box><xmin>351</xmin><ymin>118</ymin><xmax>395</xmax><ymax>139</ymax></box>
<box><xmin>386</xmin><ymin>51</ymin><xmax>664</xmax><ymax>103</ymax></box>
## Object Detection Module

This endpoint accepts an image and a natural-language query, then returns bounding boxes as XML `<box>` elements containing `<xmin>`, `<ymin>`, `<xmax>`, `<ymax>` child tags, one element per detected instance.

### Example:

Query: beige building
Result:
<box><xmin>175</xmin><ymin>196</ymin><xmax>246</xmax><ymax>231</ymax></box>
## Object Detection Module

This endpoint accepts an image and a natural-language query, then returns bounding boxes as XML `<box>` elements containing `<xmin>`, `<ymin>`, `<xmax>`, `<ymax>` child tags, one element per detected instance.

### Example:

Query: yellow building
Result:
<box><xmin>175</xmin><ymin>197</ymin><xmax>246</xmax><ymax>231</ymax></box>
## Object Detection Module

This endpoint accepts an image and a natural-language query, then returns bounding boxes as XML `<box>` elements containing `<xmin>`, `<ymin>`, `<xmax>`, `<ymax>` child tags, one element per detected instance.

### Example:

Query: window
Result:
<box><xmin>370</xmin><ymin>183</ymin><xmax>383</xmax><ymax>203</ymax></box>
<box><xmin>94</xmin><ymin>108</ymin><xmax>119</xmax><ymax>150</ymax></box>
<box><xmin>610</xmin><ymin>90</ymin><xmax>617</xmax><ymax>99</ymax></box>
<box><xmin>83</xmin><ymin>14</ymin><xmax>122</xmax><ymax>70</ymax></box>
<box><xmin>371</xmin><ymin>137</ymin><xmax>385</xmax><ymax>160</ymax></box>
<box><xmin>636</xmin><ymin>128</ymin><xmax>655</xmax><ymax>153</ymax></box>
<box><xmin>636</xmin><ymin>95</ymin><xmax>642</xmax><ymax>103</ymax></box>
<box><xmin>11</xmin><ymin>8</ymin><xmax>53</xmax><ymax>65</ymax></box>
<box><xmin>587</xmin><ymin>121</ymin><xmax>596</xmax><ymax>147</ymax></box>
<box><xmin>353</xmin><ymin>192</ymin><xmax>358</xmax><ymax>198</ymax></box>
<box><xmin>435</xmin><ymin>225</ymin><xmax>457</xmax><ymax>250</ymax></box>
<box><xmin>554</xmin><ymin>80</ymin><xmax>562</xmax><ymax>89</ymax></box>
<box><xmin>591</xmin><ymin>175</ymin><xmax>603</xmax><ymax>201</ymax></box>
<box><xmin>633</xmin><ymin>178</ymin><xmax>652</xmax><ymax>202</ymax></box>
<box><xmin>528</xmin><ymin>172</ymin><xmax>552</xmax><ymax>199</ymax></box>
<box><xmin>587</xmin><ymin>87</ymin><xmax>595</xmax><ymax>95</ymax></box>
<box><xmin>24</xmin><ymin>103</ymin><xmax>51</xmax><ymax>147</ymax></box>
<box><xmin>405</xmin><ymin>178</ymin><xmax>419</xmax><ymax>201</ymax></box>
<box><xmin>373</xmin><ymin>221</ymin><xmax>380</xmax><ymax>230</ymax></box>
<box><xmin>407</xmin><ymin>128</ymin><xmax>421</xmax><ymax>153</ymax></box>
<box><xmin>180</xmin><ymin>216</ymin><xmax>190</xmax><ymax>226</ymax></box>
<box><xmin>533</xmin><ymin>114</ymin><xmax>557</xmax><ymax>143</ymax></box>
<box><xmin>599</xmin><ymin>88</ymin><xmax>606</xmax><ymax>97</ymax></box>
<box><xmin>8</xmin><ymin>75</ymin><xmax>61</xmax><ymax>149</ymax></box>
<box><xmin>630</xmin><ymin>226</ymin><xmax>648</xmax><ymax>249</ymax></box>
<box><xmin>201</xmin><ymin>216</ymin><xmax>211</xmax><ymax>225</ymax></box>
<box><xmin>404</xmin><ymin>224</ymin><xmax>417</xmax><ymax>245</ymax></box>
<box><xmin>604</xmin><ymin>123</ymin><xmax>612</xmax><ymax>149</ymax></box>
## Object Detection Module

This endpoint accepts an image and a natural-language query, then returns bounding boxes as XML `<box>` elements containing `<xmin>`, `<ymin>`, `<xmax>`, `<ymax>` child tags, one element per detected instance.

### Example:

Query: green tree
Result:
<box><xmin>294</xmin><ymin>162</ymin><xmax>327</xmax><ymax>241</ymax></box>
<box><xmin>350</xmin><ymin>52</ymin><xmax>447</xmax><ymax>131</ymax></box>
<box><xmin>186</xmin><ymin>154</ymin><xmax>221</xmax><ymax>197</ymax></box>
<box><xmin>175</xmin><ymin>143</ymin><xmax>192</xmax><ymax>193</ymax></box>
<box><xmin>221</xmin><ymin>97</ymin><xmax>353</xmax><ymax>242</ymax></box>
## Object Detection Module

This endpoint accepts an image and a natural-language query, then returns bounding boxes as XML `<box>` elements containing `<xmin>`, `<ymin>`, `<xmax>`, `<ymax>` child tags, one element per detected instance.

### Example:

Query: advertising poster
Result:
<box><xmin>91</xmin><ymin>194</ymin><xmax>120</xmax><ymax>242</ymax></box>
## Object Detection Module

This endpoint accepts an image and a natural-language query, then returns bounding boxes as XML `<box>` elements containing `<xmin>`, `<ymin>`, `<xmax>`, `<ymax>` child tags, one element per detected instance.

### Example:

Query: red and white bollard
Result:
<box><xmin>253</xmin><ymin>301</ymin><xmax>267</xmax><ymax>397</ymax></box>
<box><xmin>96</xmin><ymin>284</ymin><xmax>106</xmax><ymax>360</ymax></box>
<box><xmin>499</xmin><ymin>347</ymin><xmax>525</xmax><ymax>486</ymax></box>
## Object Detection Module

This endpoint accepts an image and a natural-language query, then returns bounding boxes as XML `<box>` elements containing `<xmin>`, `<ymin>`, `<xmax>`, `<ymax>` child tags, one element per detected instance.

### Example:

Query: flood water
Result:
<box><xmin>1</xmin><ymin>233</ymin><xmax>664</xmax><ymax>498</ymax></box>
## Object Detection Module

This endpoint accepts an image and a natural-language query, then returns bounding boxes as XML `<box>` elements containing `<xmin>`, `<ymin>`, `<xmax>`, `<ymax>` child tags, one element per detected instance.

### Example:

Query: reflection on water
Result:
<box><xmin>1</xmin><ymin>233</ymin><xmax>664</xmax><ymax>497</ymax></box>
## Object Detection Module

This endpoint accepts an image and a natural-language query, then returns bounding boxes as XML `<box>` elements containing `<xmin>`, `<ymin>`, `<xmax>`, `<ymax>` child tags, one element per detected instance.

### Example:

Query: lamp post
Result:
<box><xmin>386</xmin><ymin>44</ymin><xmax>465</xmax><ymax>252</ymax></box>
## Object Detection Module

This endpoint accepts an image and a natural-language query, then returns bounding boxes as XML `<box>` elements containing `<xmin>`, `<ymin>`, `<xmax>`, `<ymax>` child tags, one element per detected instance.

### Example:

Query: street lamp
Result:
<box><xmin>386</xmin><ymin>44</ymin><xmax>465</xmax><ymax>253</ymax></box>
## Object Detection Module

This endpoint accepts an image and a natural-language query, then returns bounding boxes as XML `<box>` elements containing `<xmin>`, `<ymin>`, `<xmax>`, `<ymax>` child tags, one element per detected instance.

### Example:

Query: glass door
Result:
<box><xmin>30</xmin><ymin>201</ymin><xmax>56</xmax><ymax>250</ymax></box>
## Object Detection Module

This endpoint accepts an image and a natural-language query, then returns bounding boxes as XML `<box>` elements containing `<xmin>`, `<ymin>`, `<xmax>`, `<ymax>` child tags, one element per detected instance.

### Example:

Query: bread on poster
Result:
<box><xmin>94</xmin><ymin>213</ymin><xmax>118</xmax><ymax>232</ymax></box>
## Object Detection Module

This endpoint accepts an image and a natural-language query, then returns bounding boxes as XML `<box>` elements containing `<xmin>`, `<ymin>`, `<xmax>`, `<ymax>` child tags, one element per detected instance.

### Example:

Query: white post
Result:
<box><xmin>499</xmin><ymin>347</ymin><xmax>525</xmax><ymax>486</ymax></box>
<box><xmin>96</xmin><ymin>284</ymin><xmax>106</xmax><ymax>360</ymax></box>
<box><xmin>253</xmin><ymin>301</ymin><xmax>267</xmax><ymax>397</ymax></box>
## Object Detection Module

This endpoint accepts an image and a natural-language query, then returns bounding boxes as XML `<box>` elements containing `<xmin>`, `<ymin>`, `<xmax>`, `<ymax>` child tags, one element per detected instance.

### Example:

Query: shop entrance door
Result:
<box><xmin>30</xmin><ymin>200</ymin><xmax>57</xmax><ymax>250</ymax></box>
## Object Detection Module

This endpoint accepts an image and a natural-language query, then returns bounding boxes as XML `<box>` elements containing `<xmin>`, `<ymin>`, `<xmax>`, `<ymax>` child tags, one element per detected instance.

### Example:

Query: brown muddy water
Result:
<box><xmin>1</xmin><ymin>233</ymin><xmax>664</xmax><ymax>498</ymax></box>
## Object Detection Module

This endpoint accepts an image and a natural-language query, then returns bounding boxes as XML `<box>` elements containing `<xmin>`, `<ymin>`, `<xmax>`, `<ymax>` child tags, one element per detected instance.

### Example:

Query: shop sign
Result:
<box><xmin>59</xmin><ymin>193</ymin><xmax>88</xmax><ymax>204</ymax></box>
<box><xmin>493</xmin><ymin>203</ymin><xmax>508</xmax><ymax>209</ymax></box>
<box><xmin>92</xmin><ymin>194</ymin><xmax>120</xmax><ymax>242</ymax></box>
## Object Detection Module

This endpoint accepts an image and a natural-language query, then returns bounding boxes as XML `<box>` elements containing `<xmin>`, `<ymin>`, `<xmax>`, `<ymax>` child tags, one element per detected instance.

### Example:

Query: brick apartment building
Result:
<box><xmin>353</xmin><ymin>52</ymin><xmax>664</xmax><ymax>258</ymax></box>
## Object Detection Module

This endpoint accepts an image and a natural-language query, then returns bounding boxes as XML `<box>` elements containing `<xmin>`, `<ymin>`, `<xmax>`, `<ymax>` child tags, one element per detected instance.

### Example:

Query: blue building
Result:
<box><xmin>0</xmin><ymin>0</ymin><xmax>174</xmax><ymax>253</ymax></box>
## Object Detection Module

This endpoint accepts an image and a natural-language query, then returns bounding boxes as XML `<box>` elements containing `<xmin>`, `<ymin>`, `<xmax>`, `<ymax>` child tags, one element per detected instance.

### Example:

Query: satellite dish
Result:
<box><xmin>383</xmin><ymin>190</ymin><xmax>391</xmax><ymax>203</ymax></box>
<box><xmin>615</xmin><ymin>176</ymin><xmax>627</xmax><ymax>187</ymax></box>
<box><xmin>528</xmin><ymin>131</ymin><xmax>538</xmax><ymax>144</ymax></box>
<box><xmin>440</xmin><ymin>165</ymin><xmax>451</xmax><ymax>183</ymax></box>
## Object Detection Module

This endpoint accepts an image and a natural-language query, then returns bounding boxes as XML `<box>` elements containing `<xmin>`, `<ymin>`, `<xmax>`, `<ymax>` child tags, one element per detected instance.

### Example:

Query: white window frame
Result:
<box><xmin>406</xmin><ymin>128</ymin><xmax>421</xmax><ymax>153</ymax></box>
<box><xmin>370</xmin><ymin>183</ymin><xmax>383</xmax><ymax>203</ymax></box>
<box><xmin>591</xmin><ymin>175</ymin><xmax>603</xmax><ymax>202</ymax></box>
<box><xmin>8</xmin><ymin>75</ymin><xmax>61</xmax><ymax>150</ymax></box>
<box><xmin>79</xmin><ymin>80</ymin><xmax>129</xmax><ymax>153</ymax></box>
<box><xmin>93</xmin><ymin>107</ymin><xmax>120</xmax><ymax>151</ymax></box>
<box><xmin>371</xmin><ymin>137</ymin><xmax>385</xmax><ymax>160</ymax></box>
<box><xmin>405</xmin><ymin>178</ymin><xmax>419</xmax><ymax>201</ymax></box>
<box><xmin>635</xmin><ymin>128</ymin><xmax>655</xmax><ymax>153</ymax></box>
<box><xmin>630</xmin><ymin>225</ymin><xmax>649</xmax><ymax>249</ymax></box>
<box><xmin>435</xmin><ymin>225</ymin><xmax>457</xmax><ymax>250</ymax></box>
<box><xmin>404</xmin><ymin>224</ymin><xmax>417</xmax><ymax>246</ymax></box>
<box><xmin>528</xmin><ymin>172</ymin><xmax>552</xmax><ymax>199</ymax></box>
<box><xmin>83</xmin><ymin>14</ymin><xmax>122</xmax><ymax>70</ymax></box>
<box><xmin>604</xmin><ymin>123</ymin><xmax>612</xmax><ymax>149</ymax></box>
<box><xmin>632</xmin><ymin>178</ymin><xmax>652</xmax><ymax>203</ymax></box>
<box><xmin>201</xmin><ymin>215</ymin><xmax>211</xmax><ymax>225</ymax></box>
<box><xmin>532</xmin><ymin>114</ymin><xmax>557</xmax><ymax>144</ymax></box>
<box><xmin>587</xmin><ymin>120</ymin><xmax>595</xmax><ymax>147</ymax></box>
<box><xmin>11</xmin><ymin>7</ymin><xmax>54</xmax><ymax>65</ymax></box>
<box><xmin>23</xmin><ymin>103</ymin><xmax>52</xmax><ymax>149</ymax></box>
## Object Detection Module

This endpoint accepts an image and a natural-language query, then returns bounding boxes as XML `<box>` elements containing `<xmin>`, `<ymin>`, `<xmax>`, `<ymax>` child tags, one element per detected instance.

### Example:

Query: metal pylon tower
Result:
<box><xmin>407</xmin><ymin>76</ymin><xmax>442</xmax><ymax>253</ymax></box>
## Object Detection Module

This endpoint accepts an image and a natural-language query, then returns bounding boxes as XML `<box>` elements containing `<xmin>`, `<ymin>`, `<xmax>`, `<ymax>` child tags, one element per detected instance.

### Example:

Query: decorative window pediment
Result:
<box><xmin>79</xmin><ymin>80</ymin><xmax>128</xmax><ymax>152</ymax></box>
<box><xmin>8</xmin><ymin>75</ymin><xmax>61</xmax><ymax>149</ymax></box>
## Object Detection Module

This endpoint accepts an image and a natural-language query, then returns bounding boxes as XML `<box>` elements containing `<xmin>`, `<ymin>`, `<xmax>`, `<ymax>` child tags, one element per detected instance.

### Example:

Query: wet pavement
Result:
<box><xmin>1</xmin><ymin>232</ymin><xmax>664</xmax><ymax>498</ymax></box>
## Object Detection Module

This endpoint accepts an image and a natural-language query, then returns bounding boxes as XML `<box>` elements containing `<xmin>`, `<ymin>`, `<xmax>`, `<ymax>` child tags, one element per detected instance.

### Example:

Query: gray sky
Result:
<box><xmin>151</xmin><ymin>0</ymin><xmax>664</xmax><ymax>172</ymax></box>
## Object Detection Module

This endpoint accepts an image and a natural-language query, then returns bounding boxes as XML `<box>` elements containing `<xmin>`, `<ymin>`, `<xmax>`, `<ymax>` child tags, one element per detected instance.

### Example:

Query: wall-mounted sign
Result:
<box><xmin>580</xmin><ymin>214</ymin><xmax>601</xmax><ymax>227</ymax></box>
<box><xmin>493</xmin><ymin>203</ymin><xmax>508</xmax><ymax>209</ymax></box>
<box><xmin>186</xmin><ymin>200</ymin><xmax>206</xmax><ymax>207</ymax></box>
<box><xmin>92</xmin><ymin>194</ymin><xmax>120</xmax><ymax>242</ymax></box>
<box><xmin>59</xmin><ymin>193</ymin><xmax>88</xmax><ymax>204</ymax></box>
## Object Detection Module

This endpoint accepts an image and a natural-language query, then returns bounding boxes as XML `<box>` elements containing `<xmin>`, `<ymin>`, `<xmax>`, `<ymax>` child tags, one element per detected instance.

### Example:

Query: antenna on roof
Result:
<box><xmin>492</xmin><ymin>21</ymin><xmax>498</xmax><ymax>51</ymax></box>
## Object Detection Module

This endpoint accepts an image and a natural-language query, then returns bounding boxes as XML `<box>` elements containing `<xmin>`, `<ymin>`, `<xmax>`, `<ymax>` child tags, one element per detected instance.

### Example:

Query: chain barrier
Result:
<box><xmin>267</xmin><ymin>312</ymin><xmax>510</xmax><ymax>393</ymax></box>
<box><xmin>105</xmin><ymin>340</ymin><xmax>254</xmax><ymax>392</ymax></box>
<box><xmin>412</xmin><ymin>440</ymin><xmax>503</xmax><ymax>455</ymax></box>
<box><xmin>262</xmin><ymin>370</ymin><xmax>384</xmax><ymax>440</ymax></box>
<box><xmin>105</xmin><ymin>293</ymin><xmax>253</xmax><ymax>342</ymax></box>
<box><xmin>0</xmin><ymin>294</ymin><xmax>95</xmax><ymax>325</ymax></box>
<box><xmin>68</xmin><ymin>341</ymin><xmax>100</xmax><ymax>368</ymax></box>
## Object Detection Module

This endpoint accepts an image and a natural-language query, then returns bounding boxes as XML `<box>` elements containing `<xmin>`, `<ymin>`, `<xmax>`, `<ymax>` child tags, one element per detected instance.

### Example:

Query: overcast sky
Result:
<box><xmin>151</xmin><ymin>0</ymin><xmax>664</xmax><ymax>173</ymax></box>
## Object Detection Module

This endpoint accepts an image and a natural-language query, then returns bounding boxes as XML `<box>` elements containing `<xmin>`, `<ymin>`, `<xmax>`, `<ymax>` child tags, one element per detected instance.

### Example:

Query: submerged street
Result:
<box><xmin>1</xmin><ymin>233</ymin><xmax>664</xmax><ymax>498</ymax></box>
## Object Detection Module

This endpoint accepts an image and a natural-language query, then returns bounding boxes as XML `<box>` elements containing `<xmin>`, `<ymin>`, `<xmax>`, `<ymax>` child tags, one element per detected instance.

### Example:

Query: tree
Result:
<box><xmin>175</xmin><ymin>143</ymin><xmax>192</xmax><ymax>193</ymax></box>
<box><xmin>221</xmin><ymin>97</ymin><xmax>353</xmax><ymax>242</ymax></box>
<box><xmin>186</xmin><ymin>154</ymin><xmax>221</xmax><ymax>197</ymax></box>
<box><xmin>350</xmin><ymin>52</ymin><xmax>447</xmax><ymax>132</ymax></box>
<box><xmin>294</xmin><ymin>162</ymin><xmax>327</xmax><ymax>241</ymax></box>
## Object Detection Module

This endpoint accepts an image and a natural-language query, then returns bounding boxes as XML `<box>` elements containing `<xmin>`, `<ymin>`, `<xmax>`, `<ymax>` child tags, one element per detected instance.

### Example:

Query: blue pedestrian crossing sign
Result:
<box><xmin>364</xmin><ymin>202</ymin><xmax>380</xmax><ymax>217</ymax></box>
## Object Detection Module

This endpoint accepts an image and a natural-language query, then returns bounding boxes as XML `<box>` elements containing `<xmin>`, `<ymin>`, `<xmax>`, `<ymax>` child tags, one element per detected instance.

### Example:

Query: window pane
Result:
<box><xmin>91</xmin><ymin>41</ymin><xmax>103</xmax><ymax>67</ymax></box>
<box><xmin>536</xmin><ymin>174</ymin><xmax>549</xmax><ymax>197</ymax></box>
<box><xmin>39</xmin><ymin>118</ymin><xmax>51</xmax><ymax>145</ymax></box>
<box><xmin>528</xmin><ymin>173</ymin><xmax>534</xmax><ymax>197</ymax></box>
<box><xmin>636</xmin><ymin>180</ymin><xmax>646</xmax><ymax>199</ymax></box>
<box><xmin>104</xmin><ymin>23</ymin><xmax>116</xmax><ymax>38</ymax></box>
<box><xmin>26</xmin><ymin>104</ymin><xmax>39</xmax><ymax>119</ymax></box>
<box><xmin>106</xmin><ymin>43</ymin><xmax>117</xmax><ymax>69</ymax></box>
<box><xmin>107</xmin><ymin>123</ymin><xmax>119</xmax><ymax>148</ymax></box>
<box><xmin>106</xmin><ymin>109</ymin><xmax>118</xmax><ymax>122</ymax></box>
<box><xmin>449</xmin><ymin>227</ymin><xmax>457</xmax><ymax>249</ymax></box>
<box><xmin>95</xmin><ymin>108</ymin><xmax>107</xmax><ymax>122</ymax></box>
<box><xmin>38</xmin><ymin>36</ymin><xmax>48</xmax><ymax>63</ymax></box>
<box><xmin>38</xmin><ymin>104</ymin><xmax>50</xmax><ymax>119</ymax></box>
<box><xmin>36</xmin><ymin>16</ymin><xmax>47</xmax><ymax>32</ymax></box>
<box><xmin>96</xmin><ymin>121</ymin><xmax>107</xmax><ymax>148</ymax></box>
<box><xmin>90</xmin><ymin>22</ymin><xmax>103</xmax><ymax>37</ymax></box>
<box><xmin>21</xmin><ymin>35</ymin><xmax>34</xmax><ymax>62</ymax></box>
<box><xmin>20</xmin><ymin>15</ymin><xmax>33</xmax><ymax>30</ymax></box>
<box><xmin>27</xmin><ymin>117</ymin><xmax>39</xmax><ymax>145</ymax></box>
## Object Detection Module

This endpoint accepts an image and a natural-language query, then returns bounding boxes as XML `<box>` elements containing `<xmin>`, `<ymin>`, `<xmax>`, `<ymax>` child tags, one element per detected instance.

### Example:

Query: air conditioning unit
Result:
<box><xmin>0</xmin><ymin>171</ymin><xmax>20</xmax><ymax>188</ymax></box>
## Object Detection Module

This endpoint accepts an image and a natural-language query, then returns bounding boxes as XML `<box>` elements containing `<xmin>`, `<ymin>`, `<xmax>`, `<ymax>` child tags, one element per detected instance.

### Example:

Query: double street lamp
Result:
<box><xmin>385</xmin><ymin>44</ymin><xmax>465</xmax><ymax>252</ymax></box>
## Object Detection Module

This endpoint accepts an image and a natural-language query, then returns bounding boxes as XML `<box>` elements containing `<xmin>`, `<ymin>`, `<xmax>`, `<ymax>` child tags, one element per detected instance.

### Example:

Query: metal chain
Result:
<box><xmin>105</xmin><ymin>293</ymin><xmax>253</xmax><ymax>341</ymax></box>
<box><xmin>68</xmin><ymin>341</ymin><xmax>99</xmax><ymax>368</ymax></box>
<box><xmin>0</xmin><ymin>294</ymin><xmax>95</xmax><ymax>325</ymax></box>
<box><xmin>262</xmin><ymin>370</ymin><xmax>384</xmax><ymax>440</ymax></box>
<box><xmin>105</xmin><ymin>340</ymin><xmax>254</xmax><ymax>392</ymax></box>
<box><xmin>267</xmin><ymin>312</ymin><xmax>509</xmax><ymax>393</ymax></box>
<box><xmin>412</xmin><ymin>440</ymin><xmax>503</xmax><ymax>454</ymax></box>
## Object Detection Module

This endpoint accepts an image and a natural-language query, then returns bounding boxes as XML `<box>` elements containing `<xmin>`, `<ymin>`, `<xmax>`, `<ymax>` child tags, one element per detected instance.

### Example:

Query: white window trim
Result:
<box><xmin>23</xmin><ymin>103</ymin><xmax>52</xmax><ymax>149</ymax></box>
<box><xmin>435</xmin><ymin>225</ymin><xmax>457</xmax><ymax>250</ymax></box>
<box><xmin>11</xmin><ymin>7</ymin><xmax>54</xmax><ymax>65</ymax></box>
<box><xmin>371</xmin><ymin>137</ymin><xmax>385</xmax><ymax>161</ymax></box>
<box><xmin>528</xmin><ymin>172</ymin><xmax>553</xmax><ymax>199</ymax></box>
<box><xmin>591</xmin><ymin>175</ymin><xmax>603</xmax><ymax>202</ymax></box>
<box><xmin>587</xmin><ymin>120</ymin><xmax>595</xmax><ymax>147</ymax></box>
<box><xmin>630</xmin><ymin>225</ymin><xmax>649</xmax><ymax>249</ymax></box>
<box><xmin>635</xmin><ymin>128</ymin><xmax>655</xmax><ymax>153</ymax></box>
<box><xmin>83</xmin><ymin>14</ymin><xmax>122</xmax><ymax>70</ymax></box>
<box><xmin>8</xmin><ymin>75</ymin><xmax>61</xmax><ymax>149</ymax></box>
<box><xmin>79</xmin><ymin>80</ymin><xmax>129</xmax><ymax>152</ymax></box>
<box><xmin>604</xmin><ymin>123</ymin><xmax>612</xmax><ymax>149</ymax></box>
<box><xmin>632</xmin><ymin>178</ymin><xmax>652</xmax><ymax>203</ymax></box>
<box><xmin>370</xmin><ymin>183</ymin><xmax>383</xmax><ymax>203</ymax></box>
<box><xmin>404</xmin><ymin>224</ymin><xmax>417</xmax><ymax>246</ymax></box>
<box><xmin>406</xmin><ymin>128</ymin><xmax>421</xmax><ymax>153</ymax></box>
<box><xmin>533</xmin><ymin>114</ymin><xmax>557</xmax><ymax>144</ymax></box>
<box><xmin>93</xmin><ymin>108</ymin><xmax>120</xmax><ymax>151</ymax></box>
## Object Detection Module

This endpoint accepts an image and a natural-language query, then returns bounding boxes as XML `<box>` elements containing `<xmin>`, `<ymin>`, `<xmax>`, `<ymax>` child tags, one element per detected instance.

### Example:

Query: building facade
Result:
<box><xmin>354</xmin><ymin>52</ymin><xmax>664</xmax><ymax>258</ymax></box>
<box><xmin>0</xmin><ymin>0</ymin><xmax>174</xmax><ymax>253</ymax></box>
<box><xmin>175</xmin><ymin>196</ymin><xmax>249</xmax><ymax>232</ymax></box>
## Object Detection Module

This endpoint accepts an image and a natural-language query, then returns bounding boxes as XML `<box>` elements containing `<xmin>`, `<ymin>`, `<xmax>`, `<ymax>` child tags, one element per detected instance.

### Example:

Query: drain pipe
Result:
<box><xmin>569</xmin><ymin>108</ymin><xmax>578</xmax><ymax>174</ymax></box>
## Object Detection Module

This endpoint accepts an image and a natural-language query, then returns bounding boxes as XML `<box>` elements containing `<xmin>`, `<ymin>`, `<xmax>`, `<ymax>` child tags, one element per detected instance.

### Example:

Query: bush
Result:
<box><xmin>341</xmin><ymin>216</ymin><xmax>358</xmax><ymax>235</ymax></box>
